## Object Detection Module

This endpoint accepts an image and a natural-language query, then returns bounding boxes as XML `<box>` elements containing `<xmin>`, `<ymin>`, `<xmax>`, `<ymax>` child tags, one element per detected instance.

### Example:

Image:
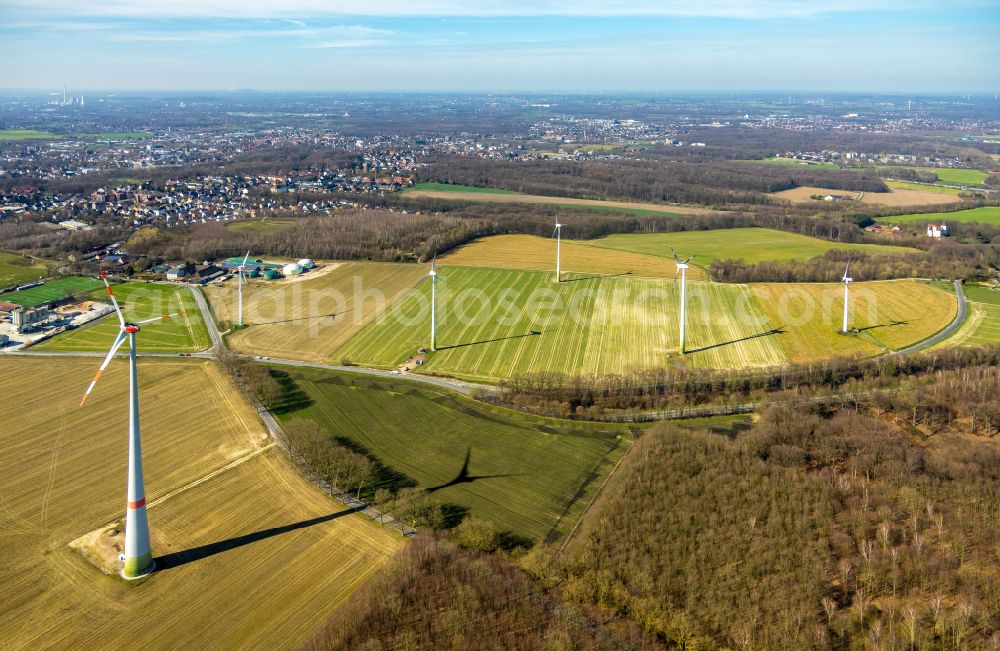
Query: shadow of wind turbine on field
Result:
<box><xmin>685</xmin><ymin>326</ymin><xmax>786</xmax><ymax>355</ymax></box>
<box><xmin>436</xmin><ymin>329</ymin><xmax>547</xmax><ymax>351</ymax></box>
<box><xmin>153</xmin><ymin>508</ymin><xmax>360</xmax><ymax>571</ymax></box>
<box><xmin>425</xmin><ymin>448</ymin><xmax>519</xmax><ymax>494</ymax></box>
<box><xmin>250</xmin><ymin>309</ymin><xmax>352</xmax><ymax>326</ymax></box>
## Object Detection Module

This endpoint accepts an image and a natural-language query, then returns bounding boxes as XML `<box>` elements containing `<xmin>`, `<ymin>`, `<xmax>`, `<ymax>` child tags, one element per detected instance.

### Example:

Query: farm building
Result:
<box><xmin>927</xmin><ymin>223</ymin><xmax>949</xmax><ymax>238</ymax></box>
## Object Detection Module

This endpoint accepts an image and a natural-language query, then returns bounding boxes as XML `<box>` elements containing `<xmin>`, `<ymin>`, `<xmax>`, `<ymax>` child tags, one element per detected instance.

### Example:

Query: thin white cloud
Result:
<box><xmin>1</xmin><ymin>0</ymin><xmax>987</xmax><ymax>19</ymax></box>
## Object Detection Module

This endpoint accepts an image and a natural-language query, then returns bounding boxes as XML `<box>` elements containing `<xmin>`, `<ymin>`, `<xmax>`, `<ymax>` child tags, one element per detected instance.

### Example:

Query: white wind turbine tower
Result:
<box><xmin>552</xmin><ymin>219</ymin><xmax>563</xmax><ymax>283</ymax></box>
<box><xmin>419</xmin><ymin>253</ymin><xmax>446</xmax><ymax>351</ymax></box>
<box><xmin>841</xmin><ymin>260</ymin><xmax>853</xmax><ymax>333</ymax></box>
<box><xmin>672</xmin><ymin>248</ymin><xmax>695</xmax><ymax>355</ymax></box>
<box><xmin>236</xmin><ymin>250</ymin><xmax>250</xmax><ymax>327</ymax></box>
<box><xmin>80</xmin><ymin>271</ymin><xmax>175</xmax><ymax>579</ymax></box>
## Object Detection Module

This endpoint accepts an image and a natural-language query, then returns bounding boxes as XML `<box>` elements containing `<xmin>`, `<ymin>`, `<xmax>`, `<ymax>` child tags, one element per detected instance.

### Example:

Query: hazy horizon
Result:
<box><xmin>1</xmin><ymin>1</ymin><xmax>998</xmax><ymax>93</ymax></box>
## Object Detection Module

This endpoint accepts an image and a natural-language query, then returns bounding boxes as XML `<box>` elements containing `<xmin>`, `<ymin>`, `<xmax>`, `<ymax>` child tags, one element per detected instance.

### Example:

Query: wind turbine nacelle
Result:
<box><xmin>676</xmin><ymin>262</ymin><xmax>689</xmax><ymax>270</ymax></box>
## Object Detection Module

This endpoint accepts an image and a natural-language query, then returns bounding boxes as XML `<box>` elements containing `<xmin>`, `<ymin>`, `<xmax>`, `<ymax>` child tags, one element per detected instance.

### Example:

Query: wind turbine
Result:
<box><xmin>236</xmin><ymin>250</ymin><xmax>250</xmax><ymax>327</ymax></box>
<box><xmin>672</xmin><ymin>248</ymin><xmax>695</xmax><ymax>354</ymax></box>
<box><xmin>841</xmin><ymin>260</ymin><xmax>853</xmax><ymax>333</ymax></box>
<box><xmin>552</xmin><ymin>219</ymin><xmax>563</xmax><ymax>283</ymax></box>
<box><xmin>418</xmin><ymin>253</ymin><xmax>445</xmax><ymax>351</ymax></box>
<box><xmin>80</xmin><ymin>271</ymin><xmax>173</xmax><ymax>580</ymax></box>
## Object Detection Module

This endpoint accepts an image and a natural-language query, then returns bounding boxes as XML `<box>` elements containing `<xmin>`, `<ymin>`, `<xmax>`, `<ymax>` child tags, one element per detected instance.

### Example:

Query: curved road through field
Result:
<box><xmin>892</xmin><ymin>280</ymin><xmax>966</xmax><ymax>355</ymax></box>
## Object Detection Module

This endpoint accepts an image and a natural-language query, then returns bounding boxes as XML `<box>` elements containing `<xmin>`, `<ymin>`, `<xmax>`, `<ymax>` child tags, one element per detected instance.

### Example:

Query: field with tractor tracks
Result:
<box><xmin>0</xmin><ymin>357</ymin><xmax>402</xmax><ymax>649</ymax></box>
<box><xmin>203</xmin><ymin>261</ymin><xmax>425</xmax><ymax>362</ymax></box>
<box><xmin>335</xmin><ymin>266</ymin><xmax>786</xmax><ymax>381</ymax></box>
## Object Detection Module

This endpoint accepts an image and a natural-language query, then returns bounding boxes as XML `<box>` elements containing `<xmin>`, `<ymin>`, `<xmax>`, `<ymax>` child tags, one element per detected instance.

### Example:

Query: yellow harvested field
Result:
<box><xmin>439</xmin><ymin>234</ymin><xmax>708</xmax><ymax>281</ymax></box>
<box><xmin>751</xmin><ymin>280</ymin><xmax>957</xmax><ymax>362</ymax></box>
<box><xmin>404</xmin><ymin>189</ymin><xmax>726</xmax><ymax>215</ymax></box>
<box><xmin>773</xmin><ymin>186</ymin><xmax>963</xmax><ymax>206</ymax></box>
<box><xmin>204</xmin><ymin>261</ymin><xmax>425</xmax><ymax>362</ymax></box>
<box><xmin>0</xmin><ymin>357</ymin><xmax>403</xmax><ymax>649</ymax></box>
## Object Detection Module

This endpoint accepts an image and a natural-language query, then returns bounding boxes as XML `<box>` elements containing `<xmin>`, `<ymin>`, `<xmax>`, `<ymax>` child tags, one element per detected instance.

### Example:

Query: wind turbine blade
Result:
<box><xmin>80</xmin><ymin>330</ymin><xmax>128</xmax><ymax>406</ymax></box>
<box><xmin>671</xmin><ymin>247</ymin><xmax>680</xmax><ymax>263</ymax></box>
<box><xmin>100</xmin><ymin>269</ymin><xmax>126</xmax><ymax>327</ymax></box>
<box><xmin>135</xmin><ymin>313</ymin><xmax>177</xmax><ymax>325</ymax></box>
<box><xmin>241</xmin><ymin>250</ymin><xmax>250</xmax><ymax>267</ymax></box>
<box><xmin>552</xmin><ymin>226</ymin><xmax>559</xmax><ymax>238</ymax></box>
<box><xmin>432</xmin><ymin>252</ymin><xmax>437</xmax><ymax>272</ymax></box>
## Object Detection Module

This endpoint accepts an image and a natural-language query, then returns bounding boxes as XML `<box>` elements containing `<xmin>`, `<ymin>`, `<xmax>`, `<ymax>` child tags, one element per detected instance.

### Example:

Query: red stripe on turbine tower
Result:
<box><xmin>127</xmin><ymin>497</ymin><xmax>146</xmax><ymax>509</ymax></box>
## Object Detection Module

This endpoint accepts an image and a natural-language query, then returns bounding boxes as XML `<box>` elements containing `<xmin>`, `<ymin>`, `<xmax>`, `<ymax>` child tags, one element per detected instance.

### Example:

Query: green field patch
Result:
<box><xmin>960</xmin><ymin>302</ymin><xmax>1000</xmax><ymax>346</ymax></box>
<box><xmin>0</xmin><ymin>252</ymin><xmax>53</xmax><ymax>288</ymax></box>
<box><xmin>886</xmin><ymin>207</ymin><xmax>1000</xmax><ymax>225</ymax></box>
<box><xmin>741</xmin><ymin>157</ymin><xmax>841</xmax><ymax>170</ymax></box>
<box><xmin>0</xmin><ymin>276</ymin><xmax>101</xmax><ymax>307</ymax></box>
<box><xmin>584</xmin><ymin>228</ymin><xmax>917</xmax><ymax>267</ymax></box>
<box><xmin>225</xmin><ymin>218</ymin><xmax>296</xmax><ymax>233</ymax></box>
<box><xmin>885</xmin><ymin>181</ymin><xmax>963</xmax><ymax>195</ymax></box>
<box><xmin>0</xmin><ymin>129</ymin><xmax>58</xmax><ymax>140</ymax></box>
<box><xmin>929</xmin><ymin>168</ymin><xmax>988</xmax><ymax>186</ymax></box>
<box><xmin>273</xmin><ymin>366</ymin><xmax>631</xmax><ymax>542</ymax></box>
<box><xmin>34</xmin><ymin>282</ymin><xmax>210</xmax><ymax>352</ymax></box>
<box><xmin>335</xmin><ymin>266</ymin><xmax>786</xmax><ymax>381</ymax></box>
<box><xmin>407</xmin><ymin>182</ymin><xmax>520</xmax><ymax>194</ymax></box>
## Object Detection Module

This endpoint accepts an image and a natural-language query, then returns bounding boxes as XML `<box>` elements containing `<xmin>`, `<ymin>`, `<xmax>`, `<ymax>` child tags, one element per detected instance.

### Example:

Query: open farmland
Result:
<box><xmin>225</xmin><ymin>218</ymin><xmax>296</xmax><ymax>233</ymax></box>
<box><xmin>273</xmin><ymin>366</ymin><xmax>630</xmax><ymax>542</ymax></box>
<box><xmin>585</xmin><ymin>228</ymin><xmax>917</xmax><ymax>267</ymax></box>
<box><xmin>204</xmin><ymin>261</ymin><xmax>425</xmax><ymax>362</ymax></box>
<box><xmin>34</xmin><ymin>283</ymin><xmax>210</xmax><ymax>353</ymax></box>
<box><xmin>336</xmin><ymin>266</ymin><xmax>786</xmax><ymax>381</ymax></box>
<box><xmin>0</xmin><ymin>357</ymin><xmax>402</xmax><ymax>649</ymax></box>
<box><xmin>928</xmin><ymin>168</ymin><xmax>989</xmax><ymax>186</ymax></box>
<box><xmin>0</xmin><ymin>252</ymin><xmax>51</xmax><ymax>287</ymax></box>
<box><xmin>408</xmin><ymin>182</ymin><xmax>520</xmax><ymax>194</ymax></box>
<box><xmin>438</xmin><ymin>234</ymin><xmax>704</xmax><ymax>280</ymax></box>
<box><xmin>1</xmin><ymin>276</ymin><xmax>102</xmax><ymax>307</ymax></box>
<box><xmin>885</xmin><ymin>181</ymin><xmax>963</xmax><ymax>195</ymax></box>
<box><xmin>774</xmin><ymin>185</ymin><xmax>963</xmax><ymax>206</ymax></box>
<box><xmin>886</xmin><ymin>206</ymin><xmax>1000</xmax><ymax>225</ymax></box>
<box><xmin>0</xmin><ymin>129</ymin><xmax>57</xmax><ymax>140</ymax></box>
<box><xmin>401</xmin><ymin>187</ymin><xmax>722</xmax><ymax>215</ymax></box>
<box><xmin>947</xmin><ymin>285</ymin><xmax>1000</xmax><ymax>346</ymax></box>
<box><xmin>751</xmin><ymin>280</ymin><xmax>957</xmax><ymax>362</ymax></box>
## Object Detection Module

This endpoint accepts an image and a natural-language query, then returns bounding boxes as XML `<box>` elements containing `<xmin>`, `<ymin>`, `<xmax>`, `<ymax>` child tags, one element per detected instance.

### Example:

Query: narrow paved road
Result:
<box><xmin>892</xmin><ymin>280</ymin><xmax>966</xmax><ymax>355</ymax></box>
<box><xmin>261</xmin><ymin>357</ymin><xmax>493</xmax><ymax>397</ymax></box>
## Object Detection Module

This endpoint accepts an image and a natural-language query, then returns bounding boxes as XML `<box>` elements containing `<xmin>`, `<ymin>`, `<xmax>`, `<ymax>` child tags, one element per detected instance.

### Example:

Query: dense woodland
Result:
<box><xmin>556</xmin><ymin>401</ymin><xmax>999</xmax><ymax>649</ymax></box>
<box><xmin>495</xmin><ymin>344</ymin><xmax>1000</xmax><ymax>418</ymax></box>
<box><xmin>303</xmin><ymin>536</ymin><xmax>661</xmax><ymax>651</ymax></box>
<box><xmin>418</xmin><ymin>158</ymin><xmax>888</xmax><ymax>206</ymax></box>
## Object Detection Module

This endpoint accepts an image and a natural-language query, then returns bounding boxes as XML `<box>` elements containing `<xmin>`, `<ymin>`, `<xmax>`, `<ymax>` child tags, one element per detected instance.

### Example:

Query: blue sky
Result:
<box><xmin>1</xmin><ymin>1</ymin><xmax>997</xmax><ymax>92</ymax></box>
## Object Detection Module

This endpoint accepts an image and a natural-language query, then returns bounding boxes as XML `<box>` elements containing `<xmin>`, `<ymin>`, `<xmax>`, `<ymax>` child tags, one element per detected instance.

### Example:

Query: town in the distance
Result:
<box><xmin>2</xmin><ymin>83</ymin><xmax>999</xmax><ymax>651</ymax></box>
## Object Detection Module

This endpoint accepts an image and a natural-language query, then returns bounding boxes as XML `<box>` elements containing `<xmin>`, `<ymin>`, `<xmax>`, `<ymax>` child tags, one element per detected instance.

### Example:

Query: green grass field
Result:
<box><xmin>743</xmin><ymin>157</ymin><xmax>841</xmax><ymax>170</ymax></box>
<box><xmin>585</xmin><ymin>228</ymin><xmax>919</xmax><ymax>267</ymax></box>
<box><xmin>927</xmin><ymin>168</ymin><xmax>988</xmax><ymax>186</ymax></box>
<box><xmin>0</xmin><ymin>276</ymin><xmax>101</xmax><ymax>307</ymax></box>
<box><xmin>0</xmin><ymin>129</ymin><xmax>57</xmax><ymax>140</ymax></box>
<box><xmin>225</xmin><ymin>218</ymin><xmax>296</xmax><ymax>233</ymax></box>
<box><xmin>273</xmin><ymin>366</ymin><xmax>631</xmax><ymax>542</ymax></box>
<box><xmin>0</xmin><ymin>252</ymin><xmax>52</xmax><ymax>288</ymax></box>
<box><xmin>34</xmin><ymin>283</ymin><xmax>210</xmax><ymax>352</ymax></box>
<box><xmin>963</xmin><ymin>303</ymin><xmax>1000</xmax><ymax>345</ymax></box>
<box><xmin>335</xmin><ymin>266</ymin><xmax>785</xmax><ymax>381</ymax></box>
<box><xmin>886</xmin><ymin>207</ymin><xmax>1000</xmax><ymax>225</ymax></box>
<box><xmin>885</xmin><ymin>181</ymin><xmax>963</xmax><ymax>195</ymax></box>
<box><xmin>407</xmin><ymin>182</ymin><xmax>520</xmax><ymax>194</ymax></box>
